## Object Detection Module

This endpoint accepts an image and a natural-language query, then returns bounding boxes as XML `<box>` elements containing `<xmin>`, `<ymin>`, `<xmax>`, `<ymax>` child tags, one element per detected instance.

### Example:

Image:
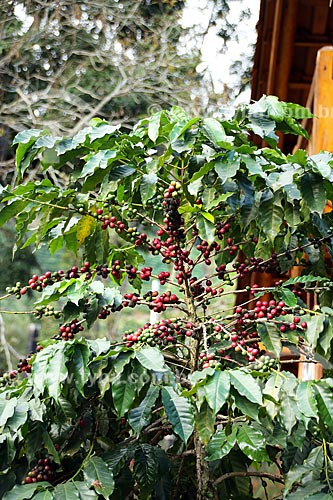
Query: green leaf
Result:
<box><xmin>3</xmin><ymin>483</ymin><xmax>51</xmax><ymax>500</ymax></box>
<box><xmin>133</xmin><ymin>444</ymin><xmax>158</xmax><ymax>498</ymax></box>
<box><xmin>257</xmin><ymin>322</ymin><xmax>282</xmax><ymax>356</ymax></box>
<box><xmin>197</xmin><ymin>213</ymin><xmax>215</xmax><ymax>243</ymax></box>
<box><xmin>0</xmin><ymin>397</ymin><xmax>17</xmax><ymax>427</ymax></box>
<box><xmin>314</xmin><ymin>383</ymin><xmax>333</xmax><ymax>433</ymax></box>
<box><xmin>266</xmin><ymin>95</ymin><xmax>285</xmax><ymax>122</ymax></box>
<box><xmin>278</xmin><ymin>288</ymin><xmax>298</xmax><ymax>308</ymax></box>
<box><xmin>6</xmin><ymin>401</ymin><xmax>29</xmax><ymax>430</ymax></box>
<box><xmin>162</xmin><ymin>387</ymin><xmax>194</xmax><ymax>444</ymax></box>
<box><xmin>46</xmin><ymin>344</ymin><xmax>69</xmax><ymax>400</ymax></box>
<box><xmin>80</xmin><ymin>150</ymin><xmax>118</xmax><ymax>178</ymax></box>
<box><xmin>72</xmin><ymin>343</ymin><xmax>90</xmax><ymax>396</ymax></box>
<box><xmin>206</xmin><ymin>427</ymin><xmax>237</xmax><ymax>461</ymax></box>
<box><xmin>83</xmin><ymin>456</ymin><xmax>114</xmax><ymax>499</ymax></box>
<box><xmin>296</xmin><ymin>381</ymin><xmax>318</xmax><ymax>419</ymax></box>
<box><xmin>204</xmin><ymin>370</ymin><xmax>230</xmax><ymax>413</ymax></box>
<box><xmin>232</xmin><ymin>392</ymin><xmax>259</xmax><ymax>421</ymax></box>
<box><xmin>305</xmin><ymin>315</ymin><xmax>325</xmax><ymax>349</ymax></box>
<box><xmin>300</xmin><ymin>173</ymin><xmax>327</xmax><ymax>213</ymax></box>
<box><xmin>112</xmin><ymin>365</ymin><xmax>136</xmax><ymax>416</ymax></box>
<box><xmin>0</xmin><ymin>200</ymin><xmax>29</xmax><ymax>227</ymax></box>
<box><xmin>259</xmin><ymin>191</ymin><xmax>283</xmax><ymax>242</ymax></box>
<box><xmin>140</xmin><ymin>173</ymin><xmax>158</xmax><ymax>206</ymax></box>
<box><xmin>229</xmin><ymin>370</ymin><xmax>262</xmax><ymax>405</ymax></box>
<box><xmin>148</xmin><ymin>112</ymin><xmax>162</xmax><ymax>142</ymax></box>
<box><xmin>282</xmin><ymin>275</ymin><xmax>328</xmax><ymax>287</ymax></box>
<box><xmin>73</xmin><ymin>482</ymin><xmax>97</xmax><ymax>499</ymax></box>
<box><xmin>129</xmin><ymin>386</ymin><xmax>160</xmax><ymax>433</ymax></box>
<box><xmin>53</xmin><ymin>483</ymin><xmax>79</xmax><ymax>500</ymax></box>
<box><xmin>135</xmin><ymin>347</ymin><xmax>168</xmax><ymax>372</ymax></box>
<box><xmin>32</xmin><ymin>492</ymin><xmax>54</xmax><ymax>500</ymax></box>
<box><xmin>202</xmin><ymin>118</ymin><xmax>232</xmax><ymax>147</ymax></box>
<box><xmin>195</xmin><ymin>402</ymin><xmax>215</xmax><ymax>445</ymax></box>
<box><xmin>215</xmin><ymin>156</ymin><xmax>240</xmax><ymax>184</ymax></box>
<box><xmin>237</xmin><ymin>424</ymin><xmax>269</xmax><ymax>462</ymax></box>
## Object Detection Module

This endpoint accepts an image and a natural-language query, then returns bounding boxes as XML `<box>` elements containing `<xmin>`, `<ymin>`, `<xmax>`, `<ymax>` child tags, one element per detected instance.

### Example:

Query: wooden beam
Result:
<box><xmin>267</xmin><ymin>0</ymin><xmax>283</xmax><ymax>95</ymax></box>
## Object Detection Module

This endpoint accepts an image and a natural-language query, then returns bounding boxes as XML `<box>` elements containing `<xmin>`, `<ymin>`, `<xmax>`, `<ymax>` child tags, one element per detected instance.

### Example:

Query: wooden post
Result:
<box><xmin>310</xmin><ymin>47</ymin><xmax>333</xmax><ymax>154</ymax></box>
<box><xmin>299</xmin><ymin>47</ymin><xmax>333</xmax><ymax>379</ymax></box>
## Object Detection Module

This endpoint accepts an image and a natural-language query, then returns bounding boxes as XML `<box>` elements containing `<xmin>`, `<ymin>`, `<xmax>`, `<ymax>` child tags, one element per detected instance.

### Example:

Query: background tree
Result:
<box><xmin>1</xmin><ymin>98</ymin><xmax>333</xmax><ymax>499</ymax></box>
<box><xmin>0</xmin><ymin>0</ymin><xmax>256</xmax><ymax>183</ymax></box>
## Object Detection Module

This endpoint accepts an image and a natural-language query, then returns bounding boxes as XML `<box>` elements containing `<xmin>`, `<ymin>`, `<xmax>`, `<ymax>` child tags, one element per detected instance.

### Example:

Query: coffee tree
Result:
<box><xmin>1</xmin><ymin>97</ymin><xmax>333</xmax><ymax>499</ymax></box>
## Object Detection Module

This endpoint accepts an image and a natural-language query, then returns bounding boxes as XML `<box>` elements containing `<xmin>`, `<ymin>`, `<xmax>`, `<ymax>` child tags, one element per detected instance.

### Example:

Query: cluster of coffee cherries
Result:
<box><xmin>143</xmin><ymin>290</ymin><xmax>180</xmax><ymax>313</ymax></box>
<box><xmin>123</xmin><ymin>318</ymin><xmax>195</xmax><ymax>347</ymax></box>
<box><xmin>33</xmin><ymin>304</ymin><xmax>61</xmax><ymax>320</ymax></box>
<box><xmin>199</xmin><ymin>352</ymin><xmax>219</xmax><ymax>369</ymax></box>
<box><xmin>24</xmin><ymin>457</ymin><xmax>56</xmax><ymax>484</ymax></box>
<box><xmin>17</xmin><ymin>355</ymin><xmax>32</xmax><ymax>373</ymax></box>
<box><xmin>215</xmin><ymin>220</ymin><xmax>231</xmax><ymax>239</ymax></box>
<box><xmin>97</xmin><ymin>307</ymin><xmax>111</xmax><ymax>320</ymax></box>
<box><xmin>56</xmin><ymin>319</ymin><xmax>84</xmax><ymax>340</ymax></box>
<box><xmin>235</xmin><ymin>299</ymin><xmax>288</xmax><ymax>322</ymax></box>
<box><xmin>0</xmin><ymin>370</ymin><xmax>18</xmax><ymax>387</ymax></box>
<box><xmin>196</xmin><ymin>240</ymin><xmax>221</xmax><ymax>266</ymax></box>
<box><xmin>122</xmin><ymin>292</ymin><xmax>140</xmax><ymax>308</ymax></box>
<box><xmin>250</xmin><ymin>354</ymin><xmax>278</xmax><ymax>374</ymax></box>
<box><xmin>162</xmin><ymin>181</ymin><xmax>183</xmax><ymax>231</ymax></box>
<box><xmin>234</xmin><ymin>254</ymin><xmax>280</xmax><ymax>278</ymax></box>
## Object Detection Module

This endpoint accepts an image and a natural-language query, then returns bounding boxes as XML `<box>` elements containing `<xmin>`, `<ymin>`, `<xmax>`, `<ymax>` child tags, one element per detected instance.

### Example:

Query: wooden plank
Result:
<box><xmin>310</xmin><ymin>47</ymin><xmax>333</xmax><ymax>154</ymax></box>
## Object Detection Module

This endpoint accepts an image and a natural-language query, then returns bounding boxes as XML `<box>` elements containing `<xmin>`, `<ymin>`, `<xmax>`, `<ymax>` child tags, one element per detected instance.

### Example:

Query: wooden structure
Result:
<box><xmin>252</xmin><ymin>0</ymin><xmax>333</xmax><ymax>152</ymax></box>
<box><xmin>250</xmin><ymin>0</ymin><xmax>333</xmax><ymax>378</ymax></box>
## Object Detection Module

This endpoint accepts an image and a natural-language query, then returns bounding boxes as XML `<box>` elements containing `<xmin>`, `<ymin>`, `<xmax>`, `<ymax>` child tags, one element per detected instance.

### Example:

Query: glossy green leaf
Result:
<box><xmin>314</xmin><ymin>383</ymin><xmax>333</xmax><ymax>433</ymax></box>
<box><xmin>135</xmin><ymin>347</ymin><xmax>168</xmax><ymax>372</ymax></box>
<box><xmin>266</xmin><ymin>95</ymin><xmax>285</xmax><ymax>122</ymax></box>
<box><xmin>0</xmin><ymin>200</ymin><xmax>30</xmax><ymax>227</ymax></box>
<box><xmin>133</xmin><ymin>444</ymin><xmax>158</xmax><ymax>498</ymax></box>
<box><xmin>215</xmin><ymin>156</ymin><xmax>240</xmax><ymax>184</ymax></box>
<box><xmin>112</xmin><ymin>365</ymin><xmax>136</xmax><ymax>416</ymax></box>
<box><xmin>237</xmin><ymin>424</ymin><xmax>269</xmax><ymax>462</ymax></box>
<box><xmin>204</xmin><ymin>370</ymin><xmax>230</xmax><ymax>413</ymax></box>
<box><xmin>197</xmin><ymin>213</ymin><xmax>215</xmax><ymax>243</ymax></box>
<box><xmin>32</xmin><ymin>491</ymin><xmax>54</xmax><ymax>500</ymax></box>
<box><xmin>73</xmin><ymin>482</ymin><xmax>97</xmax><ymax>499</ymax></box>
<box><xmin>140</xmin><ymin>173</ymin><xmax>158</xmax><ymax>206</ymax></box>
<box><xmin>72</xmin><ymin>343</ymin><xmax>90</xmax><ymax>396</ymax></box>
<box><xmin>296</xmin><ymin>381</ymin><xmax>318</xmax><ymax>419</ymax></box>
<box><xmin>229</xmin><ymin>370</ymin><xmax>262</xmax><ymax>405</ymax></box>
<box><xmin>148</xmin><ymin>112</ymin><xmax>162</xmax><ymax>142</ymax></box>
<box><xmin>162</xmin><ymin>387</ymin><xmax>194</xmax><ymax>443</ymax></box>
<box><xmin>53</xmin><ymin>483</ymin><xmax>79</xmax><ymax>500</ymax></box>
<box><xmin>300</xmin><ymin>173</ymin><xmax>327</xmax><ymax>213</ymax></box>
<box><xmin>202</xmin><ymin>118</ymin><xmax>227</xmax><ymax>145</ymax></box>
<box><xmin>278</xmin><ymin>288</ymin><xmax>298</xmax><ymax>307</ymax></box>
<box><xmin>129</xmin><ymin>386</ymin><xmax>160</xmax><ymax>432</ymax></box>
<box><xmin>195</xmin><ymin>401</ymin><xmax>215</xmax><ymax>445</ymax></box>
<box><xmin>83</xmin><ymin>456</ymin><xmax>114</xmax><ymax>499</ymax></box>
<box><xmin>3</xmin><ymin>483</ymin><xmax>51</xmax><ymax>500</ymax></box>
<box><xmin>257</xmin><ymin>322</ymin><xmax>282</xmax><ymax>356</ymax></box>
<box><xmin>259</xmin><ymin>191</ymin><xmax>283</xmax><ymax>242</ymax></box>
<box><xmin>46</xmin><ymin>344</ymin><xmax>69</xmax><ymax>400</ymax></box>
<box><xmin>305</xmin><ymin>315</ymin><xmax>325</xmax><ymax>349</ymax></box>
<box><xmin>206</xmin><ymin>427</ymin><xmax>237</xmax><ymax>461</ymax></box>
<box><xmin>0</xmin><ymin>397</ymin><xmax>17</xmax><ymax>427</ymax></box>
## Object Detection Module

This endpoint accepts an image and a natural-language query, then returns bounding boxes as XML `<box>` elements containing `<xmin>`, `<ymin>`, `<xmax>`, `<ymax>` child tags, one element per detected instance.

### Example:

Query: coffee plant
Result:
<box><xmin>1</xmin><ymin>97</ymin><xmax>333</xmax><ymax>499</ymax></box>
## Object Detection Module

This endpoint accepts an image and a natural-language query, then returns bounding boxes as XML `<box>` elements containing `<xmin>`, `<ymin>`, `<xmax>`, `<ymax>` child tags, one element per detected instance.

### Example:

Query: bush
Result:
<box><xmin>1</xmin><ymin>97</ymin><xmax>333</xmax><ymax>499</ymax></box>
